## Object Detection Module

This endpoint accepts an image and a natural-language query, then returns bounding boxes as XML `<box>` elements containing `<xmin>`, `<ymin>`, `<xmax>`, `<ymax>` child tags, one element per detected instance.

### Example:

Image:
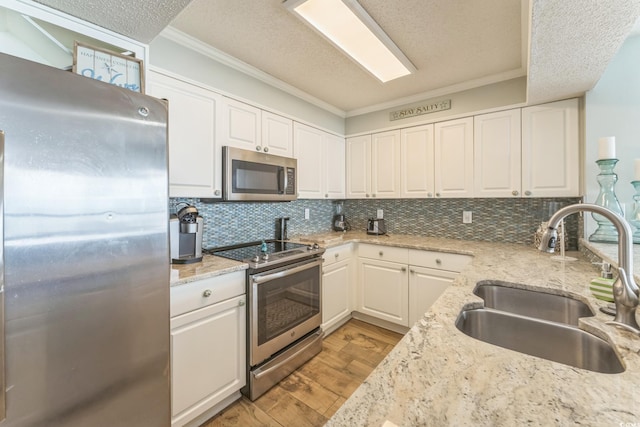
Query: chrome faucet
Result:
<box><xmin>538</xmin><ymin>203</ymin><xmax>640</xmax><ymax>334</ymax></box>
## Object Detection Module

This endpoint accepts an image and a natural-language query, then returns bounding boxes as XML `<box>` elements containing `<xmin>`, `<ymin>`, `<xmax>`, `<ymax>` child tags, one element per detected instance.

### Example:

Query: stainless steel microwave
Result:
<box><xmin>222</xmin><ymin>146</ymin><xmax>297</xmax><ymax>201</ymax></box>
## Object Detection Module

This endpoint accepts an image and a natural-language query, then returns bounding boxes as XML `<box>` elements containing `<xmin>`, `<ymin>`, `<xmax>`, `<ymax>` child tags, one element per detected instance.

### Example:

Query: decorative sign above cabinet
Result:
<box><xmin>72</xmin><ymin>42</ymin><xmax>144</xmax><ymax>93</ymax></box>
<box><xmin>390</xmin><ymin>99</ymin><xmax>451</xmax><ymax>121</ymax></box>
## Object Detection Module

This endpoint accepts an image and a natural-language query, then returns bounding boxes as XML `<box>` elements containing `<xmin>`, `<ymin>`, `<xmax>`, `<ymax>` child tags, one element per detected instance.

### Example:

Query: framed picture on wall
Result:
<box><xmin>72</xmin><ymin>41</ymin><xmax>144</xmax><ymax>93</ymax></box>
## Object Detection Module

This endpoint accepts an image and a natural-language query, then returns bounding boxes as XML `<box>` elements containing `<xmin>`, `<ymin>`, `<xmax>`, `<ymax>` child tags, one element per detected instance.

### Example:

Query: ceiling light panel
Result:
<box><xmin>284</xmin><ymin>0</ymin><xmax>416</xmax><ymax>83</ymax></box>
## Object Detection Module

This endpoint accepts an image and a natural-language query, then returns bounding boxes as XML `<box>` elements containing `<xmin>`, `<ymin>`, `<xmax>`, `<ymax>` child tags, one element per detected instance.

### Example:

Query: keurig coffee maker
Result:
<box><xmin>170</xmin><ymin>203</ymin><xmax>203</xmax><ymax>264</ymax></box>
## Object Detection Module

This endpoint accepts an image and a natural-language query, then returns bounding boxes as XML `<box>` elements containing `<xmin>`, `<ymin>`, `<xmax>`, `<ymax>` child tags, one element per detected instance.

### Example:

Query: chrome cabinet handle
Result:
<box><xmin>435</xmin><ymin>259</ymin><xmax>442</xmax><ymax>265</ymax></box>
<box><xmin>372</xmin><ymin>194</ymin><xmax>376</xmax><ymax>198</ymax></box>
<box><xmin>401</xmin><ymin>267</ymin><xmax>407</xmax><ymax>272</ymax></box>
<box><xmin>238</xmin><ymin>299</ymin><xmax>245</xmax><ymax>307</ymax></box>
<box><xmin>214</xmin><ymin>189</ymin><xmax>221</xmax><ymax>196</ymax></box>
<box><xmin>525</xmin><ymin>190</ymin><xmax>532</xmax><ymax>196</ymax></box>
<box><xmin>379</xmin><ymin>251</ymin><xmax>384</xmax><ymax>256</ymax></box>
<box><xmin>334</xmin><ymin>253</ymin><xmax>339</xmax><ymax>258</ymax></box>
<box><xmin>264</xmin><ymin>147</ymin><xmax>269</xmax><ymax>153</ymax></box>
<box><xmin>512</xmin><ymin>190</ymin><xmax>519</xmax><ymax>196</ymax></box>
<box><xmin>410</xmin><ymin>269</ymin><xmax>415</xmax><ymax>274</ymax></box>
<box><xmin>255</xmin><ymin>145</ymin><xmax>262</xmax><ymax>151</ymax></box>
<box><xmin>427</xmin><ymin>192</ymin><xmax>433</xmax><ymax>198</ymax></box>
<box><xmin>436</xmin><ymin>192</ymin><xmax>441</xmax><ymax>197</ymax></box>
<box><xmin>202</xmin><ymin>289</ymin><xmax>212</xmax><ymax>298</ymax></box>
<box><xmin>325</xmin><ymin>194</ymin><xmax>328</xmax><ymax>198</ymax></box>
<box><xmin>366</xmin><ymin>194</ymin><xmax>370</xmax><ymax>198</ymax></box>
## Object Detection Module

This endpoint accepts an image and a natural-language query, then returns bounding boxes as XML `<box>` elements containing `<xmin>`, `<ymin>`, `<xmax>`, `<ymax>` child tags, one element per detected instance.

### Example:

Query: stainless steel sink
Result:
<box><xmin>474</xmin><ymin>281</ymin><xmax>594</xmax><ymax>326</ymax></box>
<box><xmin>455</xmin><ymin>308</ymin><xmax>624</xmax><ymax>373</ymax></box>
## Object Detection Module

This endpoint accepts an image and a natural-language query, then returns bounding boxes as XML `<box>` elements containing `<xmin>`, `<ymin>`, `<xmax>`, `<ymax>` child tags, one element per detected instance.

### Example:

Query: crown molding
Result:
<box><xmin>160</xmin><ymin>26</ymin><xmax>346</xmax><ymax>118</ymax></box>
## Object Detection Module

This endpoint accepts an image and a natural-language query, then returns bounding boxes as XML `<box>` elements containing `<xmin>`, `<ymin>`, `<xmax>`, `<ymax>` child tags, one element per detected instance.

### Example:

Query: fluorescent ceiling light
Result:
<box><xmin>284</xmin><ymin>0</ymin><xmax>416</xmax><ymax>83</ymax></box>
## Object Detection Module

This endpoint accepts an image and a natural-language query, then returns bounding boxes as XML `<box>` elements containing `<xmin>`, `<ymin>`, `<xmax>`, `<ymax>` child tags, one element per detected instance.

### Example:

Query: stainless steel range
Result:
<box><xmin>206</xmin><ymin>240</ymin><xmax>325</xmax><ymax>400</ymax></box>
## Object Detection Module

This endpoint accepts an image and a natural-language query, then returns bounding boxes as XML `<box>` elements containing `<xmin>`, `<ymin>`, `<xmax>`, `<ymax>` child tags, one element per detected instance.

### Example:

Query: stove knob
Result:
<box><xmin>262</xmin><ymin>253</ymin><xmax>269</xmax><ymax>260</ymax></box>
<box><xmin>313</xmin><ymin>243</ymin><xmax>320</xmax><ymax>250</ymax></box>
<box><xmin>307</xmin><ymin>245</ymin><xmax>313</xmax><ymax>251</ymax></box>
<box><xmin>252</xmin><ymin>255</ymin><xmax>260</xmax><ymax>263</ymax></box>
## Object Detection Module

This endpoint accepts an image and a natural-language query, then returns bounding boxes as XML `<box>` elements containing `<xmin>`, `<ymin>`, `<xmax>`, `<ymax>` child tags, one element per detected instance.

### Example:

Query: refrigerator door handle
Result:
<box><xmin>0</xmin><ymin>130</ymin><xmax>5</xmax><ymax>421</ymax></box>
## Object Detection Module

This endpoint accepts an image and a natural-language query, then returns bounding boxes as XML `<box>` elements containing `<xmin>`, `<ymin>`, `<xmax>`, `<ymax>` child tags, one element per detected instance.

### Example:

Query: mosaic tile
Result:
<box><xmin>170</xmin><ymin>197</ymin><xmax>583</xmax><ymax>249</ymax></box>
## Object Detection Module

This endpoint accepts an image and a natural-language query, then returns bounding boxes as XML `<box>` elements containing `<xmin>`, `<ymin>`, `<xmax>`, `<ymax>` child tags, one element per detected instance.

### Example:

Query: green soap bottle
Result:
<box><xmin>590</xmin><ymin>262</ymin><xmax>615</xmax><ymax>302</ymax></box>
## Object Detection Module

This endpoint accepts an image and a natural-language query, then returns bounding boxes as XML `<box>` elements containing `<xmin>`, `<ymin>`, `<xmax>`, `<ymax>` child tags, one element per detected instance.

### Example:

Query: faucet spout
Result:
<box><xmin>539</xmin><ymin>203</ymin><xmax>639</xmax><ymax>334</ymax></box>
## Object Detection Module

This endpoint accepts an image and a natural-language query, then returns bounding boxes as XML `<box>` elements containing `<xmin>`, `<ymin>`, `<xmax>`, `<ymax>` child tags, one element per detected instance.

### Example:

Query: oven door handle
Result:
<box><xmin>251</xmin><ymin>258</ymin><xmax>322</xmax><ymax>285</ymax></box>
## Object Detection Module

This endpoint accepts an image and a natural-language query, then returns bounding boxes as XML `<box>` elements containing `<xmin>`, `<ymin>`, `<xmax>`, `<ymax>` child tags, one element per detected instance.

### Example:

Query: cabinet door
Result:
<box><xmin>171</xmin><ymin>295</ymin><xmax>246</xmax><ymax>426</ymax></box>
<box><xmin>401</xmin><ymin>124</ymin><xmax>434</xmax><ymax>198</ymax></box>
<box><xmin>357</xmin><ymin>258</ymin><xmax>408</xmax><ymax>326</ymax></box>
<box><xmin>521</xmin><ymin>98</ymin><xmax>580</xmax><ymax>197</ymax></box>
<box><xmin>220</xmin><ymin>97</ymin><xmax>261</xmax><ymax>152</ymax></box>
<box><xmin>408</xmin><ymin>266</ymin><xmax>457</xmax><ymax>325</ymax></box>
<box><xmin>147</xmin><ymin>70</ymin><xmax>220</xmax><ymax>198</ymax></box>
<box><xmin>434</xmin><ymin>117</ymin><xmax>474</xmax><ymax>198</ymax></box>
<box><xmin>322</xmin><ymin>258</ymin><xmax>352</xmax><ymax>333</ymax></box>
<box><xmin>346</xmin><ymin>135</ymin><xmax>372</xmax><ymax>198</ymax></box>
<box><xmin>294</xmin><ymin>122</ymin><xmax>324</xmax><ymax>198</ymax></box>
<box><xmin>371</xmin><ymin>130</ymin><xmax>401</xmax><ymax>198</ymax></box>
<box><xmin>473</xmin><ymin>109</ymin><xmax>521</xmax><ymax>197</ymax></box>
<box><xmin>324</xmin><ymin>133</ymin><xmax>346</xmax><ymax>199</ymax></box>
<box><xmin>262</xmin><ymin>111</ymin><xmax>293</xmax><ymax>156</ymax></box>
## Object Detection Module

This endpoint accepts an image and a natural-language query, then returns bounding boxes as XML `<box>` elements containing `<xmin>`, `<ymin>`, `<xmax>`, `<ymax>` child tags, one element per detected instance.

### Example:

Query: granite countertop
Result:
<box><xmin>169</xmin><ymin>231</ymin><xmax>640</xmax><ymax>425</ymax></box>
<box><xmin>170</xmin><ymin>255</ymin><xmax>247</xmax><ymax>286</ymax></box>
<box><xmin>319</xmin><ymin>232</ymin><xmax>640</xmax><ymax>426</ymax></box>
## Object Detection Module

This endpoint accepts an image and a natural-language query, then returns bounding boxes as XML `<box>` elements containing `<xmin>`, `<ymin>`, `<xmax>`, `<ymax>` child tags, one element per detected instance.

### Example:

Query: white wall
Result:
<box><xmin>585</xmin><ymin>34</ymin><xmax>640</xmax><ymax>237</ymax></box>
<box><xmin>345</xmin><ymin>77</ymin><xmax>527</xmax><ymax>135</ymax></box>
<box><xmin>149</xmin><ymin>34</ymin><xmax>345</xmax><ymax>135</ymax></box>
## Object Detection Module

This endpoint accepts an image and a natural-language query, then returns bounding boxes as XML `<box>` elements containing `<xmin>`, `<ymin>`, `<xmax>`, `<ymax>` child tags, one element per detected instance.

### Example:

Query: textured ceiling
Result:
<box><xmin>33</xmin><ymin>0</ymin><xmax>192</xmax><ymax>43</ymax></box>
<box><xmin>30</xmin><ymin>0</ymin><xmax>640</xmax><ymax>116</ymax></box>
<box><xmin>169</xmin><ymin>0</ymin><xmax>525</xmax><ymax>114</ymax></box>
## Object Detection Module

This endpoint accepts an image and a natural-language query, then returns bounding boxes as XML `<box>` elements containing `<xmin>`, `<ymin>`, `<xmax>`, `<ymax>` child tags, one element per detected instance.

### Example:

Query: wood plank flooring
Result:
<box><xmin>200</xmin><ymin>319</ymin><xmax>403</xmax><ymax>427</ymax></box>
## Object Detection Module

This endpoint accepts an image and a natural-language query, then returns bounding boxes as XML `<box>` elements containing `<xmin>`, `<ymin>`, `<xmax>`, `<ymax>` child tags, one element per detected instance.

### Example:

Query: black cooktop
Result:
<box><xmin>204</xmin><ymin>240</ymin><xmax>323</xmax><ymax>270</ymax></box>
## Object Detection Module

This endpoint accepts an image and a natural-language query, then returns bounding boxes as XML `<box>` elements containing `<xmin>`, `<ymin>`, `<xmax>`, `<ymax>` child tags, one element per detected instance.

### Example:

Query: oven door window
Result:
<box><xmin>256</xmin><ymin>263</ymin><xmax>320</xmax><ymax>346</ymax></box>
<box><xmin>232</xmin><ymin>160</ymin><xmax>283</xmax><ymax>194</ymax></box>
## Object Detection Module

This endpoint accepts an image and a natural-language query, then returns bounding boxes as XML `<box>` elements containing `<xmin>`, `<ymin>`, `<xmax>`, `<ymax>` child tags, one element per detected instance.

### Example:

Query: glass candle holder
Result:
<box><xmin>589</xmin><ymin>158</ymin><xmax>624</xmax><ymax>243</ymax></box>
<box><xmin>631</xmin><ymin>180</ymin><xmax>640</xmax><ymax>244</ymax></box>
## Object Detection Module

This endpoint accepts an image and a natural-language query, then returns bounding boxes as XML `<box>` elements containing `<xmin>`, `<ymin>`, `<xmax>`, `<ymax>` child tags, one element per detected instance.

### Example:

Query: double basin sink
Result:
<box><xmin>455</xmin><ymin>281</ymin><xmax>624</xmax><ymax>374</ymax></box>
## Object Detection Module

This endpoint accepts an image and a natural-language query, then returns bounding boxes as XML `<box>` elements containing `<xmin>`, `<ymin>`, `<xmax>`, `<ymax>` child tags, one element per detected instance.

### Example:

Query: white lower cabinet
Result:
<box><xmin>355</xmin><ymin>244</ymin><xmax>471</xmax><ymax>328</ymax></box>
<box><xmin>408</xmin><ymin>266</ymin><xmax>458</xmax><ymax>325</ymax></box>
<box><xmin>358</xmin><ymin>257</ymin><xmax>409</xmax><ymax>326</ymax></box>
<box><xmin>322</xmin><ymin>244</ymin><xmax>353</xmax><ymax>334</ymax></box>
<box><xmin>170</xmin><ymin>272</ymin><xmax>246</xmax><ymax>427</ymax></box>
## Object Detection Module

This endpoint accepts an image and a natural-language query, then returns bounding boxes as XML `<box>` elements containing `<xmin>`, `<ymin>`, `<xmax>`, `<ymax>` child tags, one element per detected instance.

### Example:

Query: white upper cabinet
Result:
<box><xmin>400</xmin><ymin>124</ymin><xmax>435</xmax><ymax>198</ymax></box>
<box><xmin>261</xmin><ymin>111</ymin><xmax>293</xmax><ymax>157</ymax></box>
<box><xmin>434</xmin><ymin>117</ymin><xmax>474</xmax><ymax>198</ymax></box>
<box><xmin>219</xmin><ymin>97</ymin><xmax>261</xmax><ymax>152</ymax></box>
<box><xmin>473</xmin><ymin>109</ymin><xmax>522</xmax><ymax>197</ymax></box>
<box><xmin>220</xmin><ymin>97</ymin><xmax>293</xmax><ymax>156</ymax></box>
<box><xmin>346</xmin><ymin>135</ymin><xmax>372</xmax><ymax>198</ymax></box>
<box><xmin>294</xmin><ymin>123</ymin><xmax>324</xmax><ymax>198</ymax></box>
<box><xmin>371</xmin><ymin>130</ymin><xmax>401</xmax><ymax>198</ymax></box>
<box><xmin>147</xmin><ymin>70</ymin><xmax>221</xmax><ymax>198</ymax></box>
<box><xmin>294</xmin><ymin>123</ymin><xmax>345</xmax><ymax>199</ymax></box>
<box><xmin>324</xmin><ymin>132</ymin><xmax>346</xmax><ymax>199</ymax></box>
<box><xmin>521</xmin><ymin>98</ymin><xmax>580</xmax><ymax>197</ymax></box>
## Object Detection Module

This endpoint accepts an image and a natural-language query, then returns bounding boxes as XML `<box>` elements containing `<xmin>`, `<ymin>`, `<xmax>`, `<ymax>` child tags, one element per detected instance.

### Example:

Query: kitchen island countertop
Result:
<box><xmin>310</xmin><ymin>232</ymin><xmax>640</xmax><ymax>426</ymax></box>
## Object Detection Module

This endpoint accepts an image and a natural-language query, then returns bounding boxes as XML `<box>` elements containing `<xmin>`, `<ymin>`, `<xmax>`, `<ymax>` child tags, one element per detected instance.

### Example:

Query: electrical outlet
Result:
<box><xmin>304</xmin><ymin>208</ymin><xmax>310</xmax><ymax>220</ymax></box>
<box><xmin>463</xmin><ymin>211</ymin><xmax>473</xmax><ymax>224</ymax></box>
<box><xmin>377</xmin><ymin>209</ymin><xmax>384</xmax><ymax>219</ymax></box>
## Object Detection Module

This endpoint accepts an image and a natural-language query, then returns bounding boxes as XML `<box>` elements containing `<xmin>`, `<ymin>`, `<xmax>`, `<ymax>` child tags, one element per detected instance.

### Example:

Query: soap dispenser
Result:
<box><xmin>590</xmin><ymin>262</ymin><xmax>615</xmax><ymax>303</ymax></box>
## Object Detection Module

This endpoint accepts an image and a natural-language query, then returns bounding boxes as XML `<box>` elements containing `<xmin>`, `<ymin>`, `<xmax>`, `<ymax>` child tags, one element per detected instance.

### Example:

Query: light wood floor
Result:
<box><xmin>200</xmin><ymin>319</ymin><xmax>403</xmax><ymax>427</ymax></box>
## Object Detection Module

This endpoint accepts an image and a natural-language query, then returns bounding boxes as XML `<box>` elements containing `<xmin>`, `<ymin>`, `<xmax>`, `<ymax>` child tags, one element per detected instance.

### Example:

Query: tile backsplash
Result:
<box><xmin>170</xmin><ymin>197</ymin><xmax>582</xmax><ymax>249</ymax></box>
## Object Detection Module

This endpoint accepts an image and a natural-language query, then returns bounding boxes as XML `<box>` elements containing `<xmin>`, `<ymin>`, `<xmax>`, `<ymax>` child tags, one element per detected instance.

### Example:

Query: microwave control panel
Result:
<box><xmin>286</xmin><ymin>167</ymin><xmax>296</xmax><ymax>195</ymax></box>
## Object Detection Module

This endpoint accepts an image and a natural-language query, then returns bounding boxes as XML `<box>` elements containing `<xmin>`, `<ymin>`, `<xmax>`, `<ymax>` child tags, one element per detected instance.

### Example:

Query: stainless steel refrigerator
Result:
<box><xmin>0</xmin><ymin>52</ymin><xmax>170</xmax><ymax>426</ymax></box>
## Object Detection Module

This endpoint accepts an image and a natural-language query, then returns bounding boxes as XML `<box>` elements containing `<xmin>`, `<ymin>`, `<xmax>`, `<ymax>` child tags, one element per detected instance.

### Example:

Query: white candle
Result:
<box><xmin>635</xmin><ymin>158</ymin><xmax>640</xmax><ymax>181</ymax></box>
<box><xmin>598</xmin><ymin>136</ymin><xmax>616</xmax><ymax>160</ymax></box>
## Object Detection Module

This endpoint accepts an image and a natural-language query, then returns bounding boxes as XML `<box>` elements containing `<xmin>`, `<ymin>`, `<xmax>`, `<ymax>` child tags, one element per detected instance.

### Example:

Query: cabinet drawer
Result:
<box><xmin>323</xmin><ymin>244</ymin><xmax>352</xmax><ymax>267</ymax></box>
<box><xmin>409</xmin><ymin>249</ymin><xmax>471</xmax><ymax>272</ymax></box>
<box><xmin>358</xmin><ymin>243</ymin><xmax>408</xmax><ymax>264</ymax></box>
<box><xmin>170</xmin><ymin>271</ymin><xmax>245</xmax><ymax>318</ymax></box>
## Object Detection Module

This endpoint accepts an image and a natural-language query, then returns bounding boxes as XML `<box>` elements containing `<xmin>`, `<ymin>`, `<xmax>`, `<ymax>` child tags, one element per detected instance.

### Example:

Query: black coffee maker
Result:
<box><xmin>332</xmin><ymin>201</ymin><xmax>349</xmax><ymax>232</ymax></box>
